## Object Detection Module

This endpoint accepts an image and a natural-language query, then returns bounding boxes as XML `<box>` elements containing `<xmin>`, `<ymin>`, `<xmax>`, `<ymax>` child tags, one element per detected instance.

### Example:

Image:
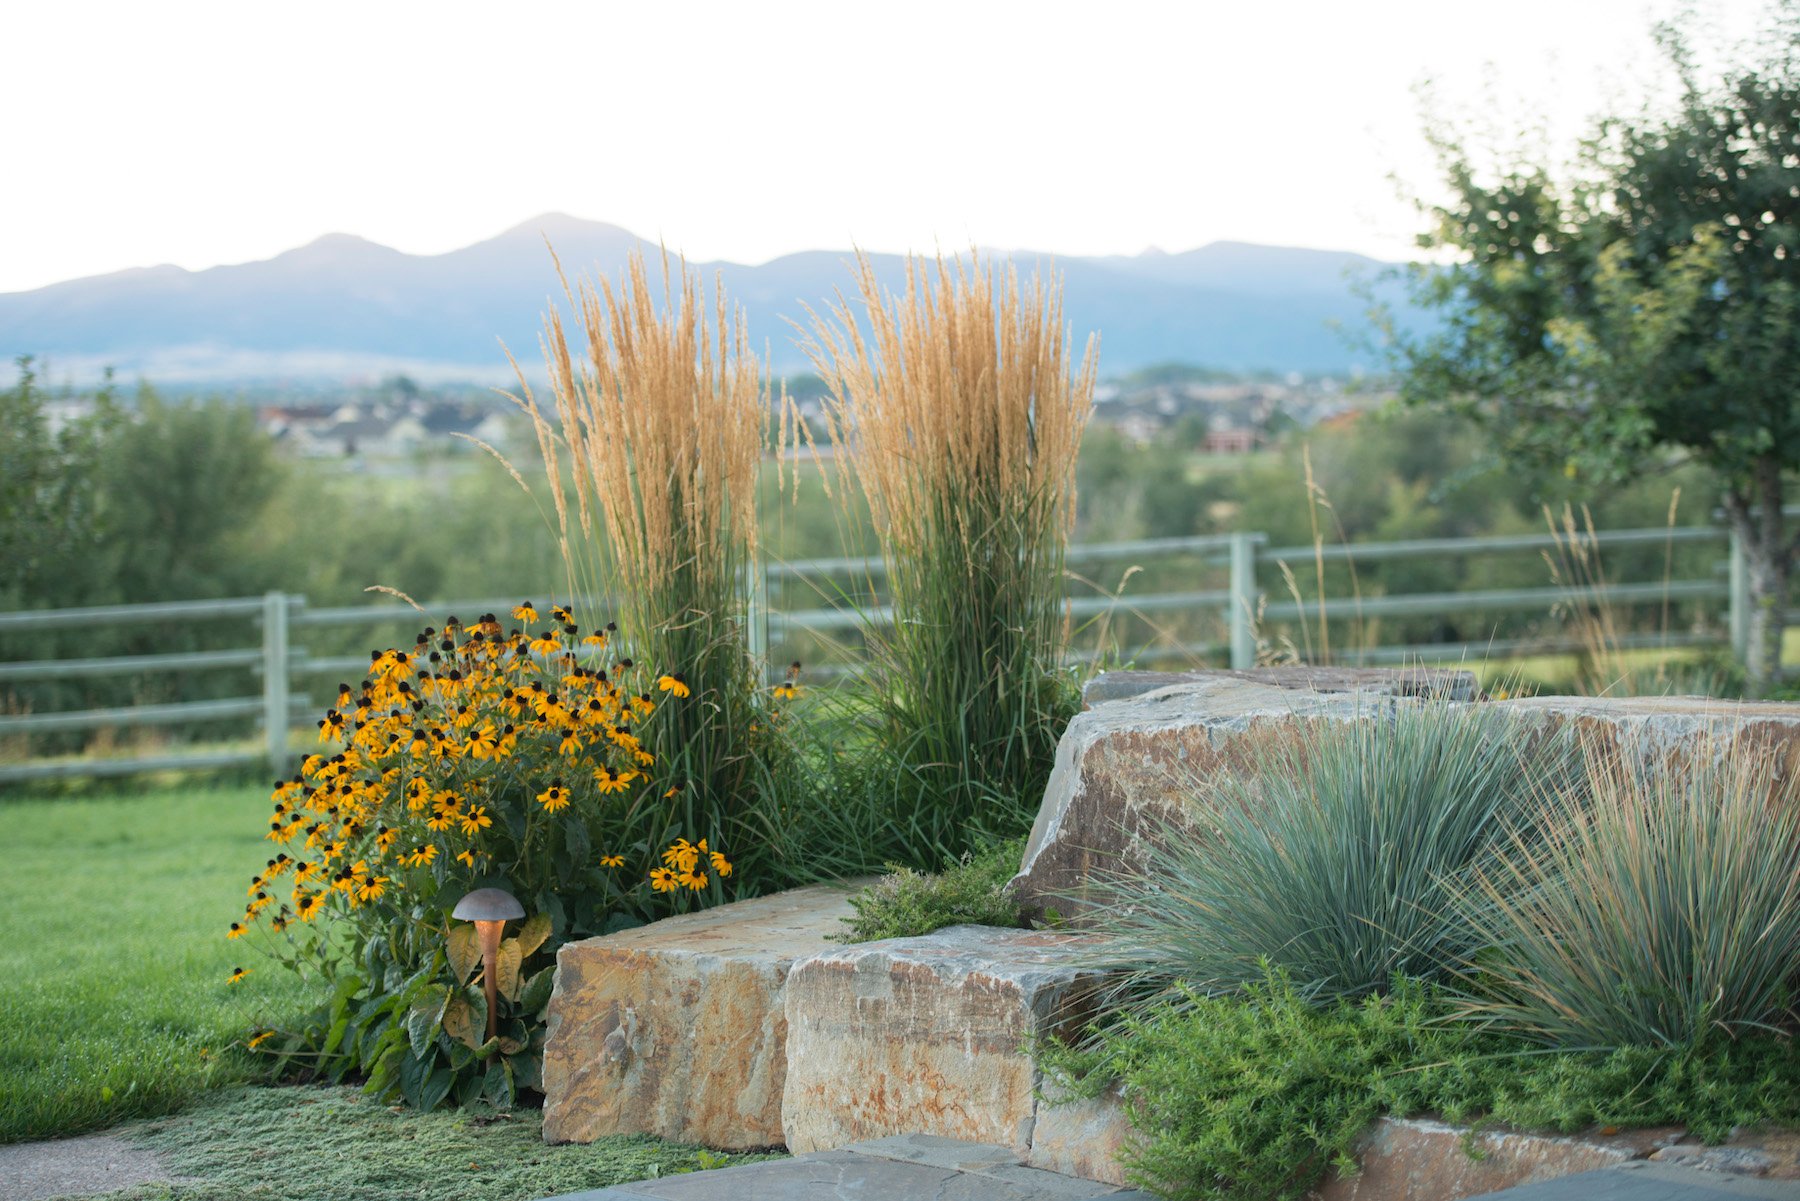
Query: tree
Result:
<box><xmin>1388</xmin><ymin>4</ymin><xmax>1800</xmax><ymax>692</ymax></box>
<box><xmin>0</xmin><ymin>358</ymin><xmax>121</xmax><ymax>608</ymax></box>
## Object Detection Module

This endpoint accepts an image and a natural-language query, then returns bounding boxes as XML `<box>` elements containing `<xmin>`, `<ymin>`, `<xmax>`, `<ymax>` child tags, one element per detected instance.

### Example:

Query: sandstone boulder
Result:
<box><xmin>781</xmin><ymin>925</ymin><xmax>1111</xmax><ymax>1157</ymax></box>
<box><xmin>541</xmin><ymin>883</ymin><xmax>859</xmax><ymax>1149</ymax></box>
<box><xmin>1015</xmin><ymin>675</ymin><xmax>1800</xmax><ymax>923</ymax></box>
<box><xmin>1081</xmin><ymin>666</ymin><xmax>1479</xmax><ymax>708</ymax></box>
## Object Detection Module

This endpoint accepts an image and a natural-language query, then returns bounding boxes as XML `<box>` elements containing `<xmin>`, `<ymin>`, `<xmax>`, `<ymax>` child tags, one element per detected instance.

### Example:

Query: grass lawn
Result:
<box><xmin>0</xmin><ymin>783</ymin><xmax>313</xmax><ymax>1143</ymax></box>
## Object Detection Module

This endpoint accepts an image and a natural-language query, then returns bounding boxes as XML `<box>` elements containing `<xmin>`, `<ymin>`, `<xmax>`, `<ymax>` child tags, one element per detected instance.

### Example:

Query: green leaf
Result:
<box><xmin>513</xmin><ymin>911</ymin><xmax>553</xmax><ymax>958</ymax></box>
<box><xmin>519</xmin><ymin>965</ymin><xmax>556</xmax><ymax>1017</ymax></box>
<box><xmin>495</xmin><ymin>939</ymin><xmax>523</xmax><ymax>1003</ymax></box>
<box><xmin>419</xmin><ymin>1066</ymin><xmax>456</xmax><ymax>1113</ymax></box>
<box><xmin>447</xmin><ymin>924</ymin><xmax>480</xmax><ymax>985</ymax></box>
<box><xmin>405</xmin><ymin>985</ymin><xmax>449</xmax><ymax>1055</ymax></box>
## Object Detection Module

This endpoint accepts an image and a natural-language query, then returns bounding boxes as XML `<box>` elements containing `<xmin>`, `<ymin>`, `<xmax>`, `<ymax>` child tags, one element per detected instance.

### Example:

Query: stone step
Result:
<box><xmin>541</xmin><ymin>882</ymin><xmax>862</xmax><ymax>1150</ymax></box>
<box><xmin>780</xmin><ymin>925</ymin><xmax>1112</xmax><ymax>1157</ymax></box>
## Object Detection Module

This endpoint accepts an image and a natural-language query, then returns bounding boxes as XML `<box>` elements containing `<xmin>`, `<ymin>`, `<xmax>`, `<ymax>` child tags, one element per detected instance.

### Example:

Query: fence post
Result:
<box><xmin>1228</xmin><ymin>532</ymin><xmax>1257</xmax><ymax>670</ymax></box>
<box><xmin>262</xmin><ymin>591</ymin><xmax>291</xmax><ymax>778</ymax></box>
<box><xmin>1728</xmin><ymin>526</ymin><xmax>1750</xmax><ymax>664</ymax></box>
<box><xmin>746</xmin><ymin>559</ymin><xmax>771</xmax><ymax>685</ymax></box>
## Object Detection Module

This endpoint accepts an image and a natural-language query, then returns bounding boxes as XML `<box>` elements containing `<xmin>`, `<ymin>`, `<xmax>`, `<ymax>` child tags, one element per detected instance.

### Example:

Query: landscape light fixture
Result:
<box><xmin>452</xmin><ymin>887</ymin><xmax>525</xmax><ymax>1041</ymax></box>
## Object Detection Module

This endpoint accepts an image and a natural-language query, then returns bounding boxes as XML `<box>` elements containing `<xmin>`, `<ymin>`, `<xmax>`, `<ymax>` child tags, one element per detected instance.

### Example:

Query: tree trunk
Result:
<box><xmin>1723</xmin><ymin>459</ymin><xmax>1791</xmax><ymax>697</ymax></box>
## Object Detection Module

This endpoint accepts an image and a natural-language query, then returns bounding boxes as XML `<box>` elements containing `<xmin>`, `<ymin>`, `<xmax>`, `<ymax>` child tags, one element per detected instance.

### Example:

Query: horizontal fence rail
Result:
<box><xmin>0</xmin><ymin>518</ymin><xmax>1772</xmax><ymax>785</ymax></box>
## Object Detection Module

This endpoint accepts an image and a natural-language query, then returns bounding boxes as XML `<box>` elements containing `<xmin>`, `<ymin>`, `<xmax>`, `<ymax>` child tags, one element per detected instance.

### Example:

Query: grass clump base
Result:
<box><xmin>1043</xmin><ymin>975</ymin><xmax>1800</xmax><ymax>1201</ymax></box>
<box><xmin>834</xmin><ymin>837</ymin><xmax>1027</xmax><ymax>943</ymax></box>
<box><xmin>77</xmin><ymin>1084</ymin><xmax>779</xmax><ymax>1201</ymax></box>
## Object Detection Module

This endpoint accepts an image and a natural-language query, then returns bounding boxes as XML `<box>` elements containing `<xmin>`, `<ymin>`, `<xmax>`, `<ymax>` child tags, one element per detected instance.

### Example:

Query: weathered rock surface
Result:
<box><xmin>1081</xmin><ymin>667</ymin><xmax>1479</xmax><ymax>708</ymax></box>
<box><xmin>781</xmin><ymin>925</ymin><xmax>1112</xmax><ymax>1157</ymax></box>
<box><xmin>541</xmin><ymin>883</ymin><xmax>860</xmax><ymax>1149</ymax></box>
<box><xmin>1027</xmin><ymin>1083</ymin><xmax>1135</xmax><ymax>1187</ymax></box>
<box><xmin>1312</xmin><ymin>1117</ymin><xmax>1665</xmax><ymax>1201</ymax></box>
<box><xmin>1015</xmin><ymin>676</ymin><xmax>1800</xmax><ymax>923</ymax></box>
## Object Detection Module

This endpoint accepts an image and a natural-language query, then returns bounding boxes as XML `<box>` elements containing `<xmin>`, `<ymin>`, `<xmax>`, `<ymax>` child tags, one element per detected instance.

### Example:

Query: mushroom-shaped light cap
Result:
<box><xmin>452</xmin><ymin>887</ymin><xmax>525</xmax><ymax>923</ymax></box>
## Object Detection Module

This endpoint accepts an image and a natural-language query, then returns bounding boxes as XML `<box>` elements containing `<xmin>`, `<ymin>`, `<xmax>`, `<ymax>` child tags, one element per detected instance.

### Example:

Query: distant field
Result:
<box><xmin>0</xmin><ymin>785</ymin><xmax>316</xmax><ymax>1143</ymax></box>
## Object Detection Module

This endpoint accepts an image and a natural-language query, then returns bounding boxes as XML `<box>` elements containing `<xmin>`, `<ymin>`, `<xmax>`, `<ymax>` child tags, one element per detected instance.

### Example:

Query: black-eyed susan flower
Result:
<box><xmin>649</xmin><ymin>867</ymin><xmax>679</xmax><ymax>893</ymax></box>
<box><xmin>681</xmin><ymin>871</ymin><xmax>708</xmax><ymax>892</ymax></box>
<box><xmin>247</xmin><ymin>1030</ymin><xmax>274</xmax><ymax>1050</ymax></box>
<box><xmin>537</xmin><ymin>784</ymin><xmax>570</xmax><ymax>813</ymax></box>
<box><xmin>228</xmin><ymin>967</ymin><xmax>250</xmax><ymax>985</ymax></box>
<box><xmin>226</xmin><ymin>922</ymin><xmax>245</xmax><ymax>940</ymax></box>
<box><xmin>400</xmin><ymin>843</ymin><xmax>437</xmax><ymax>869</ymax></box>
<box><xmin>512</xmin><ymin>602</ymin><xmax>538</xmax><ymax>623</ymax></box>
<box><xmin>656</xmin><ymin>673</ymin><xmax>690</xmax><ymax>699</ymax></box>
<box><xmin>710</xmin><ymin>849</ymin><xmax>733</xmax><ymax>878</ymax></box>
<box><xmin>296</xmin><ymin>889</ymin><xmax>325</xmax><ymax>921</ymax></box>
<box><xmin>459</xmin><ymin>806</ymin><xmax>492</xmax><ymax>837</ymax></box>
<box><xmin>599</xmin><ymin>854</ymin><xmax>625</xmax><ymax>868</ymax></box>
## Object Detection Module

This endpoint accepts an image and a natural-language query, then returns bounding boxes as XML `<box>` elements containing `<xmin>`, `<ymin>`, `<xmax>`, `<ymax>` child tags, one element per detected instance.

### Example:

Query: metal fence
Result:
<box><xmin>0</xmin><ymin>521</ymin><xmax>1764</xmax><ymax>785</ymax></box>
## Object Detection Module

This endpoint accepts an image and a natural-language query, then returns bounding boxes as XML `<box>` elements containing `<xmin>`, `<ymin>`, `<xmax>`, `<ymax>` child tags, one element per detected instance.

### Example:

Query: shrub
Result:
<box><xmin>1043</xmin><ymin>974</ymin><xmax>1800</xmax><ymax>1201</ymax></box>
<box><xmin>1454</xmin><ymin>736</ymin><xmax>1800</xmax><ymax>1048</ymax></box>
<box><xmin>834</xmin><ymin>837</ymin><xmax>1028</xmax><ymax>943</ymax></box>
<box><xmin>802</xmin><ymin>253</ymin><xmax>1095</xmax><ymax>857</ymax></box>
<box><xmin>521</xmin><ymin>249</ymin><xmax>775</xmax><ymax>880</ymax></box>
<box><xmin>237</xmin><ymin>606</ymin><xmax>737</xmax><ymax>1108</ymax></box>
<box><xmin>1088</xmin><ymin>702</ymin><xmax>1573</xmax><ymax>1004</ymax></box>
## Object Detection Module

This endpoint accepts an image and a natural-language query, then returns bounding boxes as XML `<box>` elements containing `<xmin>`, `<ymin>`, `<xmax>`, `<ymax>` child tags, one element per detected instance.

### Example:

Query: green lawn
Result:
<box><xmin>0</xmin><ymin>784</ymin><xmax>313</xmax><ymax>1143</ymax></box>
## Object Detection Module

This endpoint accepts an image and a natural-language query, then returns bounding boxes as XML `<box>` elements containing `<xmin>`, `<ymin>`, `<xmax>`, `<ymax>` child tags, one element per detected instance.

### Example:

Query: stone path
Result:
<box><xmin>0</xmin><ymin>1133</ymin><xmax>177</xmax><ymax>1201</ymax></box>
<box><xmin>541</xmin><ymin>1134</ymin><xmax>1155</xmax><ymax>1201</ymax></box>
<box><xmin>1469</xmin><ymin>1162</ymin><xmax>1800</xmax><ymax>1201</ymax></box>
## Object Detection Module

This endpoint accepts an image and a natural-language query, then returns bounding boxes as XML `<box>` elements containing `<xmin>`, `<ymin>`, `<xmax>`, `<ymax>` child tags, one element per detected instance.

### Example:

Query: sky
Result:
<box><xmin>0</xmin><ymin>0</ymin><xmax>1774</xmax><ymax>294</ymax></box>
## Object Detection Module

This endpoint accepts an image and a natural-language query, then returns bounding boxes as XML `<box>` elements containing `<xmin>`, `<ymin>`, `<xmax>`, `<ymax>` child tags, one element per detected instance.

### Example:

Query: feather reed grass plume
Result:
<box><xmin>518</xmin><ymin>247</ymin><xmax>767</xmax><ymax>849</ymax></box>
<box><xmin>803</xmin><ymin>251</ymin><xmax>1097</xmax><ymax>853</ymax></box>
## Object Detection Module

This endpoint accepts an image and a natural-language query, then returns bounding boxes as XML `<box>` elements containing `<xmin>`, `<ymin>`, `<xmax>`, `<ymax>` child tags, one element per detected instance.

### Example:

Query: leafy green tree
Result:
<box><xmin>1388</xmin><ymin>4</ymin><xmax>1800</xmax><ymax>691</ymax></box>
<box><xmin>0</xmin><ymin>359</ymin><xmax>121</xmax><ymax>608</ymax></box>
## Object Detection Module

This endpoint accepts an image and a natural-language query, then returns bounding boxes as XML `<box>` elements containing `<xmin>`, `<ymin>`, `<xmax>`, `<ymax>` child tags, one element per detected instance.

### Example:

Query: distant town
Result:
<box><xmin>30</xmin><ymin>364</ymin><xmax>1382</xmax><ymax>467</ymax></box>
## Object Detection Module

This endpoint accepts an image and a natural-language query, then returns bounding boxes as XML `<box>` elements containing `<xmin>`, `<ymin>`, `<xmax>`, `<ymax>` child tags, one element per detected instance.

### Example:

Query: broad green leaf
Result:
<box><xmin>495</xmin><ymin>939</ymin><xmax>523</xmax><ymax>1002</ymax></box>
<box><xmin>514</xmin><ymin>911</ymin><xmax>553</xmax><ymax>958</ymax></box>
<box><xmin>519</xmin><ymin>965</ymin><xmax>556</xmax><ymax>1017</ymax></box>
<box><xmin>447</xmin><ymin>924</ymin><xmax>480</xmax><ymax>985</ymax></box>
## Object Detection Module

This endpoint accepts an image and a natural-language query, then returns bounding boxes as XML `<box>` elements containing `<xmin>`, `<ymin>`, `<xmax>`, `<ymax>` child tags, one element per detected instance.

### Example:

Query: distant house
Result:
<box><xmin>1203</xmin><ymin>427</ymin><xmax>1258</xmax><ymax>455</ymax></box>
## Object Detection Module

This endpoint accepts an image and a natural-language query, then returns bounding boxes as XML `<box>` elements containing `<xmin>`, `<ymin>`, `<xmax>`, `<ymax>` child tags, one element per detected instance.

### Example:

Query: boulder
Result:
<box><xmin>1014</xmin><ymin>676</ymin><xmax>1800</xmax><ymax>923</ymax></box>
<box><xmin>1081</xmin><ymin>667</ymin><xmax>1479</xmax><ymax>708</ymax></box>
<box><xmin>540</xmin><ymin>883</ymin><xmax>860</xmax><ymax>1149</ymax></box>
<box><xmin>780</xmin><ymin>925</ymin><xmax>1111</xmax><ymax>1157</ymax></box>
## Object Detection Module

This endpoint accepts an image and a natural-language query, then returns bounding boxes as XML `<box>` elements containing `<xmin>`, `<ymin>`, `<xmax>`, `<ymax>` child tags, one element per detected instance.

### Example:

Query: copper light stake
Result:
<box><xmin>452</xmin><ymin>887</ymin><xmax>525</xmax><ymax>1041</ymax></box>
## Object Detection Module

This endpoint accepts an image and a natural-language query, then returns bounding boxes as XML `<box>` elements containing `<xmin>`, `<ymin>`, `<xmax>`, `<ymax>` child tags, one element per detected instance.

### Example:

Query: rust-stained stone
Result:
<box><xmin>1311</xmin><ymin>1117</ymin><xmax>1665</xmax><ymax>1201</ymax></box>
<box><xmin>780</xmin><ymin>925</ymin><xmax>1112</xmax><ymax>1157</ymax></box>
<box><xmin>1027</xmin><ymin>1082</ymin><xmax>1135</xmax><ymax>1187</ymax></box>
<box><xmin>540</xmin><ymin>883</ymin><xmax>861</xmax><ymax>1149</ymax></box>
<box><xmin>1015</xmin><ymin>680</ymin><xmax>1800</xmax><ymax>924</ymax></box>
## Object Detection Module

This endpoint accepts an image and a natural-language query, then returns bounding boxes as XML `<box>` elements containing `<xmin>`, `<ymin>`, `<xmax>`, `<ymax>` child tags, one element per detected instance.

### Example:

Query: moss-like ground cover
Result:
<box><xmin>70</xmin><ymin>1085</ymin><xmax>779</xmax><ymax>1201</ymax></box>
<box><xmin>0</xmin><ymin>785</ymin><xmax>313</xmax><ymax>1143</ymax></box>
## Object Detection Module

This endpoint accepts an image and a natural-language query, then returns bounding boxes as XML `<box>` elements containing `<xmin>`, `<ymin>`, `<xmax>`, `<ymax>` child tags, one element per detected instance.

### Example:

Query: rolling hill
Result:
<box><xmin>0</xmin><ymin>214</ymin><xmax>1413</xmax><ymax>383</ymax></box>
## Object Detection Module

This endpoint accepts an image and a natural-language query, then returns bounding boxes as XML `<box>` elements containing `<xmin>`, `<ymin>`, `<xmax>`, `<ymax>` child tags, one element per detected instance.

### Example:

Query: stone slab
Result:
<box><xmin>1456</xmin><ymin>1162</ymin><xmax>1800</xmax><ymax>1201</ymax></box>
<box><xmin>541</xmin><ymin>882</ymin><xmax>861</xmax><ymax>1149</ymax></box>
<box><xmin>1015</xmin><ymin>680</ymin><xmax>1800</xmax><ymax>923</ymax></box>
<box><xmin>1028</xmin><ymin>1083</ymin><xmax>1135</xmax><ymax>1187</ymax></box>
<box><xmin>539</xmin><ymin>1143</ymin><xmax>1157</xmax><ymax>1201</ymax></box>
<box><xmin>0</xmin><ymin>1133</ymin><xmax>179</xmax><ymax>1201</ymax></box>
<box><xmin>780</xmin><ymin>925</ymin><xmax>1112</xmax><ymax>1157</ymax></box>
<box><xmin>1314</xmin><ymin>1116</ymin><xmax>1650</xmax><ymax>1201</ymax></box>
<box><xmin>1082</xmin><ymin>666</ymin><xmax>1479</xmax><ymax>708</ymax></box>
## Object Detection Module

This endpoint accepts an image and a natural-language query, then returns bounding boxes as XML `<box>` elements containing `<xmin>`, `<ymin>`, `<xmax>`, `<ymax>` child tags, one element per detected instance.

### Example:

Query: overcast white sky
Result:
<box><xmin>0</xmin><ymin>0</ymin><xmax>1772</xmax><ymax>293</ymax></box>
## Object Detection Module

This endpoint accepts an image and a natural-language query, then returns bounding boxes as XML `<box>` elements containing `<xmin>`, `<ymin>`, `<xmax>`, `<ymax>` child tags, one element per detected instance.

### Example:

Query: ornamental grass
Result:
<box><xmin>517</xmin><ymin>248</ymin><xmax>777</xmax><ymax>879</ymax></box>
<box><xmin>1087</xmin><ymin>702</ymin><xmax>1575</xmax><ymax>1008</ymax></box>
<box><xmin>1454</xmin><ymin>734</ymin><xmax>1800</xmax><ymax>1049</ymax></box>
<box><xmin>802</xmin><ymin>252</ymin><xmax>1097</xmax><ymax>855</ymax></box>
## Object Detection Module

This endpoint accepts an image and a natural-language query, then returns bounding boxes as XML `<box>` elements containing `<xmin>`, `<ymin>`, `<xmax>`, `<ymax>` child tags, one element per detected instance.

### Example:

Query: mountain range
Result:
<box><xmin>0</xmin><ymin>214</ymin><xmax>1414</xmax><ymax>384</ymax></box>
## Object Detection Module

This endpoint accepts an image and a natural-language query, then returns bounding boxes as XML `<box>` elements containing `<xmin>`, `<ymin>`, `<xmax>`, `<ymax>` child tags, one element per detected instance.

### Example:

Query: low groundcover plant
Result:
<box><xmin>233</xmin><ymin>603</ymin><xmax>742</xmax><ymax>1110</ymax></box>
